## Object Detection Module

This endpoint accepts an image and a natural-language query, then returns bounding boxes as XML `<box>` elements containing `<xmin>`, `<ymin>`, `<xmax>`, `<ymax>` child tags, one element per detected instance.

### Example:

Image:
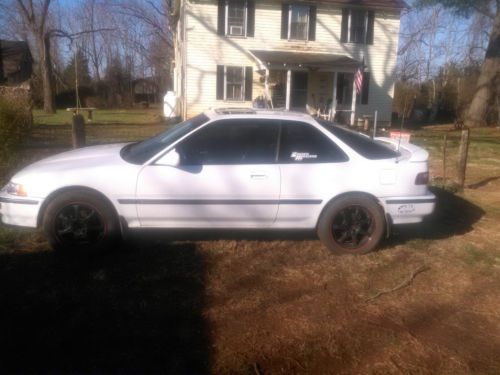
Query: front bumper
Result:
<box><xmin>0</xmin><ymin>194</ymin><xmax>41</xmax><ymax>228</ymax></box>
<box><xmin>382</xmin><ymin>193</ymin><xmax>436</xmax><ymax>224</ymax></box>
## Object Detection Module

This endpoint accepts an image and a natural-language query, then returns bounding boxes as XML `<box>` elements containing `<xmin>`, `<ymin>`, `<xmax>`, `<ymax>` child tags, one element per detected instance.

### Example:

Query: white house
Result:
<box><xmin>172</xmin><ymin>0</ymin><xmax>407</xmax><ymax>126</ymax></box>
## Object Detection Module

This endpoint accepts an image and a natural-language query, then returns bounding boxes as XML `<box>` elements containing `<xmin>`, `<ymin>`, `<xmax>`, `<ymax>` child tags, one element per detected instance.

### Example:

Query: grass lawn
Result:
<box><xmin>33</xmin><ymin>107</ymin><xmax>164</xmax><ymax>126</ymax></box>
<box><xmin>0</xmin><ymin>123</ymin><xmax>499</xmax><ymax>373</ymax></box>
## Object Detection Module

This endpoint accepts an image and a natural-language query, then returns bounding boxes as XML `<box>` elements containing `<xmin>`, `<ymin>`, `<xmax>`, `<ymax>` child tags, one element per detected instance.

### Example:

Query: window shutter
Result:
<box><xmin>308</xmin><ymin>6</ymin><xmax>317</xmax><ymax>41</ymax></box>
<box><xmin>247</xmin><ymin>0</ymin><xmax>255</xmax><ymax>37</ymax></box>
<box><xmin>217</xmin><ymin>0</ymin><xmax>226</xmax><ymax>36</ymax></box>
<box><xmin>366</xmin><ymin>11</ymin><xmax>375</xmax><ymax>45</ymax></box>
<box><xmin>281</xmin><ymin>4</ymin><xmax>289</xmax><ymax>39</ymax></box>
<box><xmin>362</xmin><ymin>72</ymin><xmax>370</xmax><ymax>104</ymax></box>
<box><xmin>216</xmin><ymin>65</ymin><xmax>225</xmax><ymax>100</ymax></box>
<box><xmin>341</xmin><ymin>9</ymin><xmax>349</xmax><ymax>43</ymax></box>
<box><xmin>245</xmin><ymin>66</ymin><xmax>253</xmax><ymax>101</ymax></box>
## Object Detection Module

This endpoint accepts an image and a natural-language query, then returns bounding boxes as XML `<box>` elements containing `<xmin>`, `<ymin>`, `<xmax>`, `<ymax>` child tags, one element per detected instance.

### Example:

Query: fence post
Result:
<box><xmin>72</xmin><ymin>114</ymin><xmax>86</xmax><ymax>148</ymax></box>
<box><xmin>457</xmin><ymin>128</ymin><xmax>470</xmax><ymax>189</ymax></box>
<box><xmin>442</xmin><ymin>133</ymin><xmax>448</xmax><ymax>180</ymax></box>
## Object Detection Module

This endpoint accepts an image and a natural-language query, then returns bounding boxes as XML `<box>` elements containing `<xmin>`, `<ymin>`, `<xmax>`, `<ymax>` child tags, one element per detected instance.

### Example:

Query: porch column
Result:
<box><xmin>286</xmin><ymin>69</ymin><xmax>292</xmax><ymax>110</ymax></box>
<box><xmin>351</xmin><ymin>74</ymin><xmax>357</xmax><ymax>125</ymax></box>
<box><xmin>331</xmin><ymin>72</ymin><xmax>338</xmax><ymax>121</ymax></box>
<box><xmin>265</xmin><ymin>68</ymin><xmax>273</xmax><ymax>109</ymax></box>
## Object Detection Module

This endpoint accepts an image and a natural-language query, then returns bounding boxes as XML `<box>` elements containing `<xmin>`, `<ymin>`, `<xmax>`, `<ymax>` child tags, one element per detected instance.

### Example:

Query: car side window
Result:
<box><xmin>279</xmin><ymin>121</ymin><xmax>349</xmax><ymax>163</ymax></box>
<box><xmin>177</xmin><ymin>119</ymin><xmax>279</xmax><ymax>165</ymax></box>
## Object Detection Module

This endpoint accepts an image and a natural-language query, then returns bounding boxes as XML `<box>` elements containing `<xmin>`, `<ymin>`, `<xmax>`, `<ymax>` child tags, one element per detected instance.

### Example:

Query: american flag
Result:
<box><xmin>354</xmin><ymin>58</ymin><xmax>365</xmax><ymax>95</ymax></box>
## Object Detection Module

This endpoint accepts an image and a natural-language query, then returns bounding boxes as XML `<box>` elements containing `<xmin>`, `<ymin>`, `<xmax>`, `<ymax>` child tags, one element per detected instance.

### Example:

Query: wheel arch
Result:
<box><xmin>37</xmin><ymin>186</ymin><xmax>121</xmax><ymax>229</ymax></box>
<box><xmin>317</xmin><ymin>191</ymin><xmax>389</xmax><ymax>235</ymax></box>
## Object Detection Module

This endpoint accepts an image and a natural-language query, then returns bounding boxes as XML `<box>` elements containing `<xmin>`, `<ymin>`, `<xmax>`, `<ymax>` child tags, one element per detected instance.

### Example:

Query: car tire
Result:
<box><xmin>42</xmin><ymin>190</ymin><xmax>120</xmax><ymax>252</ymax></box>
<box><xmin>317</xmin><ymin>194</ymin><xmax>385</xmax><ymax>255</ymax></box>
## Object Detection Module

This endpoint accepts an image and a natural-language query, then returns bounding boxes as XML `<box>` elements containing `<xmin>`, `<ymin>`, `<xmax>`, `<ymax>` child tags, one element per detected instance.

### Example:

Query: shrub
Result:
<box><xmin>0</xmin><ymin>88</ymin><xmax>33</xmax><ymax>164</ymax></box>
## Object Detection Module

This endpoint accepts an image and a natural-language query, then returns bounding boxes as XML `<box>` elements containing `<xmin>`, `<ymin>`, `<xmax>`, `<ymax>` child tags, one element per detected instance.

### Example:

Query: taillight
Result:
<box><xmin>415</xmin><ymin>172</ymin><xmax>429</xmax><ymax>185</ymax></box>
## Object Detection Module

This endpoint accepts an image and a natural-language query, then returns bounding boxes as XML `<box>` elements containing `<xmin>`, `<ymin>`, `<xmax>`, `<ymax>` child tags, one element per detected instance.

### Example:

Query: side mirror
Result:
<box><xmin>156</xmin><ymin>148</ymin><xmax>181</xmax><ymax>167</ymax></box>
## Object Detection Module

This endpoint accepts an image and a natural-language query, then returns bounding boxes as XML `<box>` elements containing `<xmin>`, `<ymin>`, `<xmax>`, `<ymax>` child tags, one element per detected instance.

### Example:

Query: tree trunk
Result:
<box><xmin>465</xmin><ymin>9</ymin><xmax>500</xmax><ymax>127</ymax></box>
<box><xmin>39</xmin><ymin>34</ymin><xmax>56</xmax><ymax>114</ymax></box>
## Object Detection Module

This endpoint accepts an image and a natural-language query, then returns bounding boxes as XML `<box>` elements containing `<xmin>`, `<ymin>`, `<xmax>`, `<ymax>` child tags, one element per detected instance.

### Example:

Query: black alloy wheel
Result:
<box><xmin>317</xmin><ymin>194</ymin><xmax>385</xmax><ymax>255</ymax></box>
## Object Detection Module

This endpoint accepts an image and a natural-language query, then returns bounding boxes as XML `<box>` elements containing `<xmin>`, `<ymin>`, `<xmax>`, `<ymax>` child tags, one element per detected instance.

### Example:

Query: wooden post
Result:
<box><xmin>442</xmin><ymin>133</ymin><xmax>448</xmax><ymax>180</ymax></box>
<box><xmin>457</xmin><ymin>128</ymin><xmax>470</xmax><ymax>188</ymax></box>
<box><xmin>72</xmin><ymin>114</ymin><xmax>86</xmax><ymax>148</ymax></box>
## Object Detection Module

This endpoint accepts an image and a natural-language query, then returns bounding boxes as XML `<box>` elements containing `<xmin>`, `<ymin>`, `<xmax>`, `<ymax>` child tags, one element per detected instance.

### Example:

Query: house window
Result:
<box><xmin>218</xmin><ymin>0</ymin><xmax>255</xmax><ymax>37</ymax></box>
<box><xmin>341</xmin><ymin>9</ymin><xmax>374</xmax><ymax>45</ymax></box>
<box><xmin>216</xmin><ymin>65</ymin><xmax>253</xmax><ymax>101</ymax></box>
<box><xmin>281</xmin><ymin>4</ymin><xmax>317</xmax><ymax>41</ymax></box>
<box><xmin>227</xmin><ymin>0</ymin><xmax>246</xmax><ymax>36</ymax></box>
<box><xmin>289</xmin><ymin>5</ymin><xmax>309</xmax><ymax>40</ymax></box>
<box><xmin>226</xmin><ymin>66</ymin><xmax>245</xmax><ymax>100</ymax></box>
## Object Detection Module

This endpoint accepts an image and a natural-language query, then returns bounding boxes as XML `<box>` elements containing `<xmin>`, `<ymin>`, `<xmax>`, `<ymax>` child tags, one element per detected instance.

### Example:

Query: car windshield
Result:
<box><xmin>121</xmin><ymin>114</ymin><xmax>210</xmax><ymax>164</ymax></box>
<box><xmin>317</xmin><ymin>119</ymin><xmax>400</xmax><ymax>160</ymax></box>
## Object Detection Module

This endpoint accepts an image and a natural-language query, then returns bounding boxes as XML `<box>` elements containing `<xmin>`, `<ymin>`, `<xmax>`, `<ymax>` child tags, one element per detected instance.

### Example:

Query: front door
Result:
<box><xmin>135</xmin><ymin>119</ymin><xmax>281</xmax><ymax>227</ymax></box>
<box><xmin>291</xmin><ymin>71</ymin><xmax>309</xmax><ymax>109</ymax></box>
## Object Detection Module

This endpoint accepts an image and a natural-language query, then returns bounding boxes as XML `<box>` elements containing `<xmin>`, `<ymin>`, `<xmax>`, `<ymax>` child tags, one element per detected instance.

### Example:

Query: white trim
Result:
<box><xmin>331</xmin><ymin>72</ymin><xmax>338</xmax><ymax>120</ymax></box>
<box><xmin>288</xmin><ymin>5</ymin><xmax>292</xmax><ymax>39</ymax></box>
<box><xmin>286</xmin><ymin>69</ymin><xmax>291</xmax><ymax>110</ymax></box>
<box><xmin>347</xmin><ymin>9</ymin><xmax>351</xmax><ymax>43</ymax></box>
<box><xmin>225</xmin><ymin>1</ymin><xmax>228</xmax><ymax>35</ymax></box>
<box><xmin>364</xmin><ymin>11</ymin><xmax>369</xmax><ymax>44</ymax></box>
<box><xmin>351</xmin><ymin>74</ymin><xmax>357</xmax><ymax>125</ymax></box>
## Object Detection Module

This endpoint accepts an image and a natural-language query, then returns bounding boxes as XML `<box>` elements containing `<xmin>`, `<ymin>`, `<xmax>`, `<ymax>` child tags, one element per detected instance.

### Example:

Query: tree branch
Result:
<box><xmin>365</xmin><ymin>265</ymin><xmax>430</xmax><ymax>302</ymax></box>
<box><xmin>39</xmin><ymin>0</ymin><xmax>51</xmax><ymax>29</ymax></box>
<box><xmin>48</xmin><ymin>28</ymin><xmax>115</xmax><ymax>40</ymax></box>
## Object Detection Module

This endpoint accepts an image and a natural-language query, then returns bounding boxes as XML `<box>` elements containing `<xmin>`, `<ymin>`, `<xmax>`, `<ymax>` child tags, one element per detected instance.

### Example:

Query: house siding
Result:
<box><xmin>182</xmin><ymin>0</ymin><xmax>401</xmax><ymax>124</ymax></box>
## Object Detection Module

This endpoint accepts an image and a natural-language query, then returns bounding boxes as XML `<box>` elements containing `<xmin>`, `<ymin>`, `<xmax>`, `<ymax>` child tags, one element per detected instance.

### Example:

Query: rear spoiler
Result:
<box><xmin>375</xmin><ymin>137</ymin><xmax>429</xmax><ymax>162</ymax></box>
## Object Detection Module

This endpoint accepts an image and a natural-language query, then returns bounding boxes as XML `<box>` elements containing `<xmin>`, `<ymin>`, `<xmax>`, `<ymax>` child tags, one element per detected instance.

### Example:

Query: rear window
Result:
<box><xmin>318</xmin><ymin>120</ymin><xmax>400</xmax><ymax>160</ymax></box>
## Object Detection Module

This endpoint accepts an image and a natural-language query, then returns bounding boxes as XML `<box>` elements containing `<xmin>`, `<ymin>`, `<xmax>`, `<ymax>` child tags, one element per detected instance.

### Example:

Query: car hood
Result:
<box><xmin>14</xmin><ymin>143</ymin><xmax>130</xmax><ymax>179</ymax></box>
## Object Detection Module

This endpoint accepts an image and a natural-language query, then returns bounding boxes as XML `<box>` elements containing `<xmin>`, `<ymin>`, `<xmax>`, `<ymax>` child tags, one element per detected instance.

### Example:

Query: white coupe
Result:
<box><xmin>0</xmin><ymin>109</ymin><xmax>435</xmax><ymax>254</ymax></box>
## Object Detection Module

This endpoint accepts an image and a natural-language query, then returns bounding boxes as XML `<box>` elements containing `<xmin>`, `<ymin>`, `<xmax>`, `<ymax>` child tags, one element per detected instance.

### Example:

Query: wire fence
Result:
<box><xmin>26</xmin><ymin>123</ymin><xmax>170</xmax><ymax>148</ymax></box>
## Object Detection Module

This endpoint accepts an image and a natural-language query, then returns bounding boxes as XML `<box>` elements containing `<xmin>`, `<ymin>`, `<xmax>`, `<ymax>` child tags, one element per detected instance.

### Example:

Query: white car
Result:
<box><xmin>0</xmin><ymin>109</ymin><xmax>435</xmax><ymax>254</ymax></box>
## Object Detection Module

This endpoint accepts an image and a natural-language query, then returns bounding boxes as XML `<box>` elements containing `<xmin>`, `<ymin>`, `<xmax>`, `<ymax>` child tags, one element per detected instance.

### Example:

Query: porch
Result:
<box><xmin>251</xmin><ymin>50</ymin><xmax>362</xmax><ymax>125</ymax></box>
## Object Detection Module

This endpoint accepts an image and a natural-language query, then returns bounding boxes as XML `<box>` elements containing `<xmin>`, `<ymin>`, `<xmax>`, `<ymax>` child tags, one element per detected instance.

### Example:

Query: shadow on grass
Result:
<box><xmin>0</xmin><ymin>241</ymin><xmax>211</xmax><ymax>374</ymax></box>
<box><xmin>386</xmin><ymin>186</ymin><xmax>485</xmax><ymax>247</ymax></box>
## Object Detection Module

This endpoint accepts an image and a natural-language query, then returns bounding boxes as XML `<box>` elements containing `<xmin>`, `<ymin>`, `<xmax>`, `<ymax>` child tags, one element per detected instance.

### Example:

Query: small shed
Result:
<box><xmin>0</xmin><ymin>40</ymin><xmax>33</xmax><ymax>86</ymax></box>
<box><xmin>132</xmin><ymin>77</ymin><xmax>160</xmax><ymax>104</ymax></box>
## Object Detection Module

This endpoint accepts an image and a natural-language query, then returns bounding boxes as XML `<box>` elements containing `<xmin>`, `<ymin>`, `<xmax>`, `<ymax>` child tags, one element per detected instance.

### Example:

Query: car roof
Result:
<box><xmin>205</xmin><ymin>107</ymin><xmax>315</xmax><ymax>122</ymax></box>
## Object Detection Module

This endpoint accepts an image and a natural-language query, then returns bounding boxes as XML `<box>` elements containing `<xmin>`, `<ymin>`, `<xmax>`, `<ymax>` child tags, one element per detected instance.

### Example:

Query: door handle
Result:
<box><xmin>250</xmin><ymin>173</ymin><xmax>268</xmax><ymax>180</ymax></box>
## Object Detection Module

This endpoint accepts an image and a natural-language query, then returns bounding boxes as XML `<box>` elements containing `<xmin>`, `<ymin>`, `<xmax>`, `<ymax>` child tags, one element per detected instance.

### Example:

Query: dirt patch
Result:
<box><xmin>1</xmin><ymin>126</ymin><xmax>499</xmax><ymax>373</ymax></box>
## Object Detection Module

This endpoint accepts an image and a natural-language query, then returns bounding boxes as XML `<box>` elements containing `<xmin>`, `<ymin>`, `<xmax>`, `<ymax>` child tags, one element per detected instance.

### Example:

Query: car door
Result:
<box><xmin>135</xmin><ymin>119</ymin><xmax>281</xmax><ymax>227</ymax></box>
<box><xmin>276</xmin><ymin>120</ymin><xmax>351</xmax><ymax>228</ymax></box>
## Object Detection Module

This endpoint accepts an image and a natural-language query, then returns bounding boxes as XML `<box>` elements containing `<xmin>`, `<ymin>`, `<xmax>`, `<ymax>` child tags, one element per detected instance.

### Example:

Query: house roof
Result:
<box><xmin>251</xmin><ymin>50</ymin><xmax>360</xmax><ymax>68</ymax></box>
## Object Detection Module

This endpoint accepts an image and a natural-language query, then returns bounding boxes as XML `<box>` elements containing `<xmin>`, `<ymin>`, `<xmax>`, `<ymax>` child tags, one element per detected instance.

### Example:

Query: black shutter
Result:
<box><xmin>281</xmin><ymin>4</ymin><xmax>289</xmax><ymax>39</ymax></box>
<box><xmin>247</xmin><ymin>0</ymin><xmax>255</xmax><ymax>37</ymax></box>
<box><xmin>308</xmin><ymin>6</ymin><xmax>316</xmax><ymax>41</ymax></box>
<box><xmin>245</xmin><ymin>66</ymin><xmax>253</xmax><ymax>101</ymax></box>
<box><xmin>366</xmin><ymin>11</ymin><xmax>375</xmax><ymax>45</ymax></box>
<box><xmin>362</xmin><ymin>72</ymin><xmax>370</xmax><ymax>104</ymax></box>
<box><xmin>217</xmin><ymin>0</ymin><xmax>226</xmax><ymax>36</ymax></box>
<box><xmin>341</xmin><ymin>8</ymin><xmax>349</xmax><ymax>43</ymax></box>
<box><xmin>216</xmin><ymin>65</ymin><xmax>225</xmax><ymax>100</ymax></box>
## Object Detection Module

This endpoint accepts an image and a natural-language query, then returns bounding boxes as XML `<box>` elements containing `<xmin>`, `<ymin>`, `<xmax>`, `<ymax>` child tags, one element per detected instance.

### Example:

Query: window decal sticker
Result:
<box><xmin>291</xmin><ymin>152</ymin><xmax>318</xmax><ymax>161</ymax></box>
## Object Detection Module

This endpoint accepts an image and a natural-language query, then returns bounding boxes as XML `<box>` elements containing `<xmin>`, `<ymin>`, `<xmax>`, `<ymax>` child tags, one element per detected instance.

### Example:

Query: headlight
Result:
<box><xmin>4</xmin><ymin>182</ymin><xmax>27</xmax><ymax>196</ymax></box>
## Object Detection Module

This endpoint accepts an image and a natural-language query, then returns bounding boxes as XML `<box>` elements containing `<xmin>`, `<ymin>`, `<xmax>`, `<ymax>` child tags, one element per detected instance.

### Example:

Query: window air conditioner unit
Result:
<box><xmin>229</xmin><ymin>25</ymin><xmax>243</xmax><ymax>36</ymax></box>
